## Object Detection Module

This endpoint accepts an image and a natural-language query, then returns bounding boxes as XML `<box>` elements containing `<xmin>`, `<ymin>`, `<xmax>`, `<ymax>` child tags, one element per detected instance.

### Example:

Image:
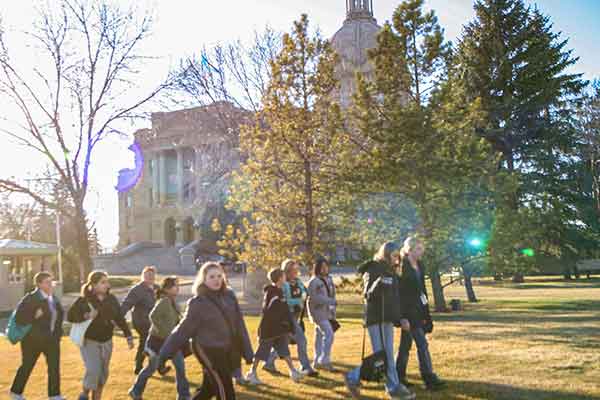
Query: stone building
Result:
<box><xmin>100</xmin><ymin>1</ymin><xmax>381</xmax><ymax>274</ymax></box>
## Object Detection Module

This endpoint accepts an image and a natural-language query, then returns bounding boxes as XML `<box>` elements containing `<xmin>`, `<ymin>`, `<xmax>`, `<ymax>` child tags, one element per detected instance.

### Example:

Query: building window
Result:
<box><xmin>3</xmin><ymin>257</ymin><xmax>23</xmax><ymax>284</ymax></box>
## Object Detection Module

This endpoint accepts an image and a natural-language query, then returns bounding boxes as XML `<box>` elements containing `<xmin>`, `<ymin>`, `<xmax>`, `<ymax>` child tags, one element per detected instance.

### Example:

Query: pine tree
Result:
<box><xmin>349</xmin><ymin>0</ymin><xmax>494</xmax><ymax>311</ymax></box>
<box><xmin>227</xmin><ymin>15</ymin><xmax>350</xmax><ymax>268</ymax></box>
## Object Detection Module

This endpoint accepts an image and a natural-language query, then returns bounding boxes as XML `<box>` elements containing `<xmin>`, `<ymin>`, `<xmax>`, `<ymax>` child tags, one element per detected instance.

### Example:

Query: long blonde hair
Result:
<box><xmin>193</xmin><ymin>262</ymin><xmax>225</xmax><ymax>295</ymax></box>
<box><xmin>281</xmin><ymin>258</ymin><xmax>298</xmax><ymax>281</ymax></box>
<box><xmin>399</xmin><ymin>236</ymin><xmax>421</xmax><ymax>259</ymax></box>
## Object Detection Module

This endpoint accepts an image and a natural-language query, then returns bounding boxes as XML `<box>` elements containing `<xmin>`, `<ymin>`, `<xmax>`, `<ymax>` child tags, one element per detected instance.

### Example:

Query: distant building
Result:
<box><xmin>105</xmin><ymin>1</ymin><xmax>381</xmax><ymax>273</ymax></box>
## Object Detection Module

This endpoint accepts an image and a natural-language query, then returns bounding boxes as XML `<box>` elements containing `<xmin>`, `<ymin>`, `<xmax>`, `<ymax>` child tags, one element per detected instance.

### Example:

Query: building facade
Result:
<box><xmin>117</xmin><ymin>1</ymin><xmax>381</xmax><ymax>258</ymax></box>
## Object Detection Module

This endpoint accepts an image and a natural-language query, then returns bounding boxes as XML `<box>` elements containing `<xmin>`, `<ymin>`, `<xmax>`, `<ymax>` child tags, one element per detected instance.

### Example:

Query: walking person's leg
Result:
<box><xmin>316</xmin><ymin>320</ymin><xmax>334</xmax><ymax>368</ymax></box>
<box><xmin>262</xmin><ymin>348</ymin><xmax>279</xmax><ymax>372</ymax></box>
<box><xmin>129</xmin><ymin>353</ymin><xmax>159</xmax><ymax>399</ymax></box>
<box><xmin>92</xmin><ymin>340</ymin><xmax>113</xmax><ymax>400</ymax></box>
<box><xmin>292</xmin><ymin>319</ymin><xmax>315</xmax><ymax>374</ymax></box>
<box><xmin>44</xmin><ymin>338</ymin><xmax>62</xmax><ymax>398</ymax></box>
<box><xmin>172</xmin><ymin>352</ymin><xmax>191</xmax><ymax>400</ymax></box>
<box><xmin>134</xmin><ymin>328</ymin><xmax>148</xmax><ymax>374</ymax></box>
<box><xmin>313</xmin><ymin>324</ymin><xmax>323</xmax><ymax>367</ymax></box>
<box><xmin>396</xmin><ymin>328</ymin><xmax>413</xmax><ymax>384</ymax></box>
<box><xmin>10</xmin><ymin>339</ymin><xmax>42</xmax><ymax>397</ymax></box>
<box><xmin>412</xmin><ymin>327</ymin><xmax>444</xmax><ymax>390</ymax></box>
<box><xmin>80</xmin><ymin>340</ymin><xmax>103</xmax><ymax>400</ymax></box>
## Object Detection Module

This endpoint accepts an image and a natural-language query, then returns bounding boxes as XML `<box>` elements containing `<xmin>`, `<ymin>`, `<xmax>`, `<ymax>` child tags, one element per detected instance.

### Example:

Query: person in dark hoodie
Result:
<box><xmin>9</xmin><ymin>272</ymin><xmax>66</xmax><ymax>400</ymax></box>
<box><xmin>345</xmin><ymin>242</ymin><xmax>415</xmax><ymax>400</ymax></box>
<box><xmin>159</xmin><ymin>262</ymin><xmax>253</xmax><ymax>400</ymax></box>
<box><xmin>244</xmin><ymin>267</ymin><xmax>307</xmax><ymax>385</ymax></box>
<box><xmin>121</xmin><ymin>265</ymin><xmax>161</xmax><ymax>375</ymax></box>
<box><xmin>396</xmin><ymin>236</ymin><xmax>445</xmax><ymax>391</ymax></box>
<box><xmin>68</xmin><ymin>270</ymin><xmax>134</xmax><ymax>400</ymax></box>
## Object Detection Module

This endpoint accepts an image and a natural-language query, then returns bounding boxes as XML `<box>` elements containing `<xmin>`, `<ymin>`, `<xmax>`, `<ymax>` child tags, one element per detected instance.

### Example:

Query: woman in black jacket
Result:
<box><xmin>67</xmin><ymin>270</ymin><xmax>134</xmax><ymax>400</ymax></box>
<box><xmin>396</xmin><ymin>236</ymin><xmax>445</xmax><ymax>391</ymax></box>
<box><xmin>159</xmin><ymin>262</ymin><xmax>253</xmax><ymax>400</ymax></box>
<box><xmin>345</xmin><ymin>242</ymin><xmax>415</xmax><ymax>400</ymax></box>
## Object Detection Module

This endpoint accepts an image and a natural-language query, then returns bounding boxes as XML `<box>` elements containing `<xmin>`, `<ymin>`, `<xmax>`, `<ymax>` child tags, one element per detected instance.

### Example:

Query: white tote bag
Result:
<box><xmin>69</xmin><ymin>303</ymin><xmax>95</xmax><ymax>347</ymax></box>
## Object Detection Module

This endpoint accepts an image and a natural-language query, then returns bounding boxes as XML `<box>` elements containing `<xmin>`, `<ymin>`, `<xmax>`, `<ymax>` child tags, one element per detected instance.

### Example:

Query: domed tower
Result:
<box><xmin>331</xmin><ymin>0</ymin><xmax>381</xmax><ymax>108</ymax></box>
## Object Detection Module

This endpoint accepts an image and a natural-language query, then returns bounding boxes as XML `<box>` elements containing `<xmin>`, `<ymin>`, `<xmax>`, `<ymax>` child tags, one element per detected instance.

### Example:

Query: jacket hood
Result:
<box><xmin>263</xmin><ymin>283</ymin><xmax>279</xmax><ymax>293</ymax></box>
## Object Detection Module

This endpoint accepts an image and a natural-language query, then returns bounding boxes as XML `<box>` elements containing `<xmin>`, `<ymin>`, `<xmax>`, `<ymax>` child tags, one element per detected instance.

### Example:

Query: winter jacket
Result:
<box><xmin>307</xmin><ymin>275</ymin><xmax>337</xmax><ymax>324</ymax></box>
<box><xmin>159</xmin><ymin>286</ymin><xmax>253</xmax><ymax>366</ymax></box>
<box><xmin>283</xmin><ymin>278</ymin><xmax>307</xmax><ymax>317</ymax></box>
<box><xmin>358</xmin><ymin>260</ymin><xmax>405</xmax><ymax>326</ymax></box>
<box><xmin>149</xmin><ymin>297</ymin><xmax>181</xmax><ymax>339</ymax></box>
<box><xmin>258</xmin><ymin>284</ymin><xmax>295</xmax><ymax>341</ymax></box>
<box><xmin>398</xmin><ymin>257</ymin><xmax>431</xmax><ymax>325</ymax></box>
<box><xmin>67</xmin><ymin>293</ymin><xmax>132</xmax><ymax>342</ymax></box>
<box><xmin>15</xmin><ymin>289</ymin><xmax>64</xmax><ymax>343</ymax></box>
<box><xmin>120</xmin><ymin>282</ymin><xmax>157</xmax><ymax>333</ymax></box>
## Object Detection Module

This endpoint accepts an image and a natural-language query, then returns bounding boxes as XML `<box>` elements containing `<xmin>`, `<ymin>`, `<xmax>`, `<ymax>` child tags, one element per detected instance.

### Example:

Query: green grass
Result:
<box><xmin>2</xmin><ymin>280</ymin><xmax>600</xmax><ymax>399</ymax></box>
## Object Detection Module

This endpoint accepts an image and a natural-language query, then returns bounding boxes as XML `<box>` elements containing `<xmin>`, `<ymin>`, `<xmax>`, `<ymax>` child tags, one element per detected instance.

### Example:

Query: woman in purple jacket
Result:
<box><xmin>159</xmin><ymin>262</ymin><xmax>253</xmax><ymax>400</ymax></box>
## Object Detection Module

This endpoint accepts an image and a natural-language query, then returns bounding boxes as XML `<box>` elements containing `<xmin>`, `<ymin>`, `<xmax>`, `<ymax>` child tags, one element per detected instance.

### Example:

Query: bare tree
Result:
<box><xmin>0</xmin><ymin>0</ymin><xmax>170</xmax><ymax>281</ymax></box>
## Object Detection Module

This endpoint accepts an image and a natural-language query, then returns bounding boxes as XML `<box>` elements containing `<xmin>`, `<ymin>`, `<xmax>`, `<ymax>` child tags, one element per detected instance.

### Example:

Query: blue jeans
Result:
<box><xmin>131</xmin><ymin>351</ymin><xmax>190</xmax><ymax>399</ymax></box>
<box><xmin>346</xmin><ymin>323</ymin><xmax>400</xmax><ymax>395</ymax></box>
<box><xmin>314</xmin><ymin>320</ymin><xmax>335</xmax><ymax>365</ymax></box>
<box><xmin>396</xmin><ymin>325</ymin><xmax>436</xmax><ymax>383</ymax></box>
<box><xmin>265</xmin><ymin>318</ymin><xmax>312</xmax><ymax>371</ymax></box>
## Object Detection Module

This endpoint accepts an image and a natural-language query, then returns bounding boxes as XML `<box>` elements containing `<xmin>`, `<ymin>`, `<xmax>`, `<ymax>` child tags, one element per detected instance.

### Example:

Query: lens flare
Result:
<box><xmin>115</xmin><ymin>141</ymin><xmax>144</xmax><ymax>193</ymax></box>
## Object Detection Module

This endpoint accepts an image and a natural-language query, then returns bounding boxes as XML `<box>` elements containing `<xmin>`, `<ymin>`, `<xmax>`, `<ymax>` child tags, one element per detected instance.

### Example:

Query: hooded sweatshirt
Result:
<box><xmin>358</xmin><ymin>260</ymin><xmax>405</xmax><ymax>326</ymax></box>
<box><xmin>257</xmin><ymin>284</ymin><xmax>294</xmax><ymax>341</ymax></box>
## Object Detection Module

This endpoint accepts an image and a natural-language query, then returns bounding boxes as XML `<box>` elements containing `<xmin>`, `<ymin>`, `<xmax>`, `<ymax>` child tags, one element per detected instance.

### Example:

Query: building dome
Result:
<box><xmin>331</xmin><ymin>0</ymin><xmax>381</xmax><ymax>108</ymax></box>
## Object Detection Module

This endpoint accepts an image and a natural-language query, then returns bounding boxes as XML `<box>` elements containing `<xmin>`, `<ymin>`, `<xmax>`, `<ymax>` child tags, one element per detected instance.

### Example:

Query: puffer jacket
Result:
<box><xmin>258</xmin><ymin>284</ymin><xmax>295</xmax><ymax>340</ymax></box>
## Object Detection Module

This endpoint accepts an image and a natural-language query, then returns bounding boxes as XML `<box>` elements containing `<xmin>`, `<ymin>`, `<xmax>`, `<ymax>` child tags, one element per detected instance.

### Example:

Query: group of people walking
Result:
<box><xmin>8</xmin><ymin>236</ymin><xmax>442</xmax><ymax>400</ymax></box>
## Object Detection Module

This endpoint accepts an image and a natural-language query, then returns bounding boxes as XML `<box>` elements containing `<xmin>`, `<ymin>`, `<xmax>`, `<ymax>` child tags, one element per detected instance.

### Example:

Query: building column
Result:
<box><xmin>176</xmin><ymin>147</ymin><xmax>185</xmax><ymax>204</ymax></box>
<box><xmin>158</xmin><ymin>150</ymin><xmax>167</xmax><ymax>204</ymax></box>
<box><xmin>175</xmin><ymin>219</ymin><xmax>184</xmax><ymax>247</ymax></box>
<box><xmin>151</xmin><ymin>153</ymin><xmax>159</xmax><ymax>206</ymax></box>
<box><xmin>195</xmin><ymin>148</ymin><xmax>203</xmax><ymax>201</ymax></box>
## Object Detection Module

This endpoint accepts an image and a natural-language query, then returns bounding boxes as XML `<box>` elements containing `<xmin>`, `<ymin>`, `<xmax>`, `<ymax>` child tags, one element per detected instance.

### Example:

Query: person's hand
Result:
<box><xmin>34</xmin><ymin>308</ymin><xmax>44</xmax><ymax>319</ymax></box>
<box><xmin>127</xmin><ymin>336</ymin><xmax>135</xmax><ymax>350</ymax></box>
<box><xmin>400</xmin><ymin>319</ymin><xmax>410</xmax><ymax>331</ymax></box>
<box><xmin>84</xmin><ymin>309</ymin><xmax>98</xmax><ymax>320</ymax></box>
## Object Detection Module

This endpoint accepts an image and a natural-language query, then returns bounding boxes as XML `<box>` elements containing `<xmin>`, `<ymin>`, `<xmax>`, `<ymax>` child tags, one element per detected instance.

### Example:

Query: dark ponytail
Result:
<box><xmin>81</xmin><ymin>270</ymin><xmax>108</xmax><ymax>297</ymax></box>
<box><xmin>157</xmin><ymin>276</ymin><xmax>179</xmax><ymax>299</ymax></box>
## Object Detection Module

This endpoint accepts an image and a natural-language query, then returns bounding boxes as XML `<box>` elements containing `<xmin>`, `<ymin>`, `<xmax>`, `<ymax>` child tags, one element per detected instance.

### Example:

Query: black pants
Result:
<box><xmin>194</xmin><ymin>348</ymin><xmax>235</xmax><ymax>400</ymax></box>
<box><xmin>135</xmin><ymin>328</ymin><xmax>149</xmax><ymax>373</ymax></box>
<box><xmin>11</xmin><ymin>337</ymin><xmax>61</xmax><ymax>397</ymax></box>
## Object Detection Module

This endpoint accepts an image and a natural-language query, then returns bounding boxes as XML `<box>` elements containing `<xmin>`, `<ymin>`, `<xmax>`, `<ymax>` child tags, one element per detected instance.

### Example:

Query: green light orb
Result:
<box><xmin>522</xmin><ymin>248</ymin><xmax>535</xmax><ymax>257</ymax></box>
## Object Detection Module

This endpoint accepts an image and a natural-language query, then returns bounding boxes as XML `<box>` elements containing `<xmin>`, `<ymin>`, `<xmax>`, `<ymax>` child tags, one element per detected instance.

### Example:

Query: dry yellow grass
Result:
<box><xmin>1</xmin><ymin>278</ymin><xmax>599</xmax><ymax>400</ymax></box>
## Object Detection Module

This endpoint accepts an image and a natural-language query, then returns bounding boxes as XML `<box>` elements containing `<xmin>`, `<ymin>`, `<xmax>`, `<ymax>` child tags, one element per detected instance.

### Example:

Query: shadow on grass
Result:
<box><xmin>417</xmin><ymin>379</ymin><xmax>600</xmax><ymax>400</ymax></box>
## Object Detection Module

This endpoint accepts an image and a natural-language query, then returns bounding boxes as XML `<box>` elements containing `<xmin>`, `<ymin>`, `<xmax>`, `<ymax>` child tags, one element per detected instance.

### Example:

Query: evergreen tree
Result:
<box><xmin>349</xmin><ymin>0</ymin><xmax>494</xmax><ymax>310</ymax></box>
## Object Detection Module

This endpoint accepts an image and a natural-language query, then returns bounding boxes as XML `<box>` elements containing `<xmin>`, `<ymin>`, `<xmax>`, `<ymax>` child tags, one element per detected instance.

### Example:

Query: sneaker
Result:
<box><xmin>301</xmin><ymin>368</ymin><xmax>319</xmax><ymax>377</ymax></box>
<box><xmin>244</xmin><ymin>371</ymin><xmax>263</xmax><ymax>386</ymax></box>
<box><xmin>9</xmin><ymin>393</ymin><xmax>25</xmax><ymax>400</ymax></box>
<box><xmin>399</xmin><ymin>378</ymin><xmax>414</xmax><ymax>387</ymax></box>
<box><xmin>158</xmin><ymin>365</ymin><xmax>172</xmax><ymax>376</ymax></box>
<box><xmin>425</xmin><ymin>377</ymin><xmax>446</xmax><ymax>391</ymax></box>
<box><xmin>344</xmin><ymin>375</ymin><xmax>361</xmax><ymax>399</ymax></box>
<box><xmin>315</xmin><ymin>362</ymin><xmax>335</xmax><ymax>372</ymax></box>
<box><xmin>389</xmin><ymin>385</ymin><xmax>416</xmax><ymax>400</ymax></box>
<box><xmin>234</xmin><ymin>375</ymin><xmax>250</xmax><ymax>386</ymax></box>
<box><xmin>128</xmin><ymin>389</ymin><xmax>142</xmax><ymax>400</ymax></box>
<box><xmin>49</xmin><ymin>397</ymin><xmax>67</xmax><ymax>400</ymax></box>
<box><xmin>262</xmin><ymin>364</ymin><xmax>280</xmax><ymax>374</ymax></box>
<box><xmin>290</xmin><ymin>369</ymin><xmax>305</xmax><ymax>382</ymax></box>
<box><xmin>77</xmin><ymin>395</ymin><xmax>89</xmax><ymax>400</ymax></box>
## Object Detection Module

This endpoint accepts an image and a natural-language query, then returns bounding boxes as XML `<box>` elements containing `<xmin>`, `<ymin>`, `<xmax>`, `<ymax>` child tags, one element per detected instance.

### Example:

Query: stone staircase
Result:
<box><xmin>93</xmin><ymin>242</ymin><xmax>196</xmax><ymax>275</ymax></box>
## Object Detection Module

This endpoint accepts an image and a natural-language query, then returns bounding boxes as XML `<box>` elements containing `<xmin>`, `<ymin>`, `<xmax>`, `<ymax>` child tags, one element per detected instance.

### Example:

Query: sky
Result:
<box><xmin>0</xmin><ymin>0</ymin><xmax>598</xmax><ymax>250</ymax></box>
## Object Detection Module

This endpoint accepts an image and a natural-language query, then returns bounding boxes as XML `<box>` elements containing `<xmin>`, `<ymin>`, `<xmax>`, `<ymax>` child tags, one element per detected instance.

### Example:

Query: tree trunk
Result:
<box><xmin>512</xmin><ymin>272</ymin><xmax>525</xmax><ymax>283</ymax></box>
<box><xmin>429</xmin><ymin>268</ymin><xmax>447</xmax><ymax>312</ymax></box>
<box><xmin>464</xmin><ymin>272</ymin><xmax>478</xmax><ymax>303</ymax></box>
<box><xmin>73</xmin><ymin>208</ymin><xmax>92</xmax><ymax>283</ymax></box>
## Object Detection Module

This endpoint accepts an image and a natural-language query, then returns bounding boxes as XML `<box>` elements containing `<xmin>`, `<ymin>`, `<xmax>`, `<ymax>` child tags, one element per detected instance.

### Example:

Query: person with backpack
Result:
<box><xmin>68</xmin><ymin>270</ymin><xmax>134</xmax><ymax>400</ymax></box>
<box><xmin>307</xmin><ymin>257</ymin><xmax>338</xmax><ymax>372</ymax></box>
<box><xmin>159</xmin><ymin>262</ymin><xmax>253</xmax><ymax>400</ymax></box>
<box><xmin>396</xmin><ymin>236</ymin><xmax>445</xmax><ymax>391</ymax></box>
<box><xmin>129</xmin><ymin>276</ymin><xmax>191</xmax><ymax>400</ymax></box>
<box><xmin>121</xmin><ymin>266</ymin><xmax>161</xmax><ymax>375</ymax></box>
<box><xmin>262</xmin><ymin>259</ymin><xmax>319</xmax><ymax>377</ymax></box>
<box><xmin>245</xmin><ymin>267</ymin><xmax>307</xmax><ymax>385</ymax></box>
<box><xmin>9</xmin><ymin>272</ymin><xmax>66</xmax><ymax>400</ymax></box>
<box><xmin>344</xmin><ymin>242</ymin><xmax>415</xmax><ymax>400</ymax></box>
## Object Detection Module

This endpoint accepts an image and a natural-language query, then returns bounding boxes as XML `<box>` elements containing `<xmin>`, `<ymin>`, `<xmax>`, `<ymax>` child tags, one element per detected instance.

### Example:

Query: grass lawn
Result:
<box><xmin>1</xmin><ymin>278</ymin><xmax>599</xmax><ymax>399</ymax></box>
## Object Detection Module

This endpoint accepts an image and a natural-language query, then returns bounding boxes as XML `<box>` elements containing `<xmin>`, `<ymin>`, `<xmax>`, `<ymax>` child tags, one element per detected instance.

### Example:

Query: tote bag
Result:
<box><xmin>69</xmin><ymin>303</ymin><xmax>95</xmax><ymax>347</ymax></box>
